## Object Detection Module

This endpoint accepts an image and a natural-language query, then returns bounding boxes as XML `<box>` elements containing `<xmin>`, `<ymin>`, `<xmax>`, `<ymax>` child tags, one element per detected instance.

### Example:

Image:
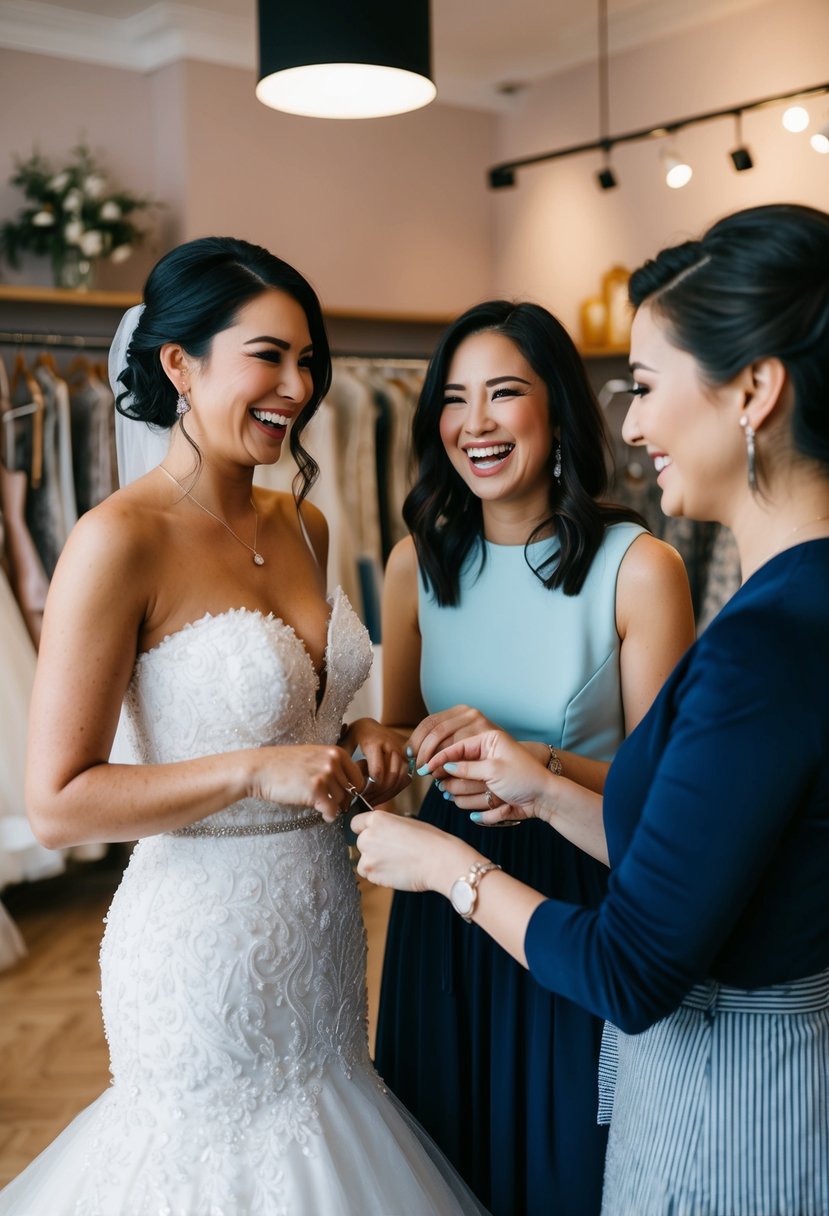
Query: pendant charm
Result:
<box><xmin>253</xmin><ymin>552</ymin><xmax>265</xmax><ymax>566</ymax></box>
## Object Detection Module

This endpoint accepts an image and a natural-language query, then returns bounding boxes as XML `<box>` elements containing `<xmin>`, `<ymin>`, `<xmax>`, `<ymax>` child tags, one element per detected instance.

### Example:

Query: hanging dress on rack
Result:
<box><xmin>0</xmin><ymin>557</ymin><xmax>64</xmax><ymax>893</ymax></box>
<box><xmin>0</xmin><ymin>356</ymin><xmax>49</xmax><ymax>646</ymax></box>
<box><xmin>67</xmin><ymin>359</ymin><xmax>117</xmax><ymax>516</ymax></box>
<box><xmin>8</xmin><ymin>354</ymin><xmax>63</xmax><ymax>578</ymax></box>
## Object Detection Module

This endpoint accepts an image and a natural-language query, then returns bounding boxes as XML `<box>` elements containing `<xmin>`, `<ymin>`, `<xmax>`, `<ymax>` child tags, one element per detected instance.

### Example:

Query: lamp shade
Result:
<box><xmin>256</xmin><ymin>0</ymin><xmax>436</xmax><ymax>119</ymax></box>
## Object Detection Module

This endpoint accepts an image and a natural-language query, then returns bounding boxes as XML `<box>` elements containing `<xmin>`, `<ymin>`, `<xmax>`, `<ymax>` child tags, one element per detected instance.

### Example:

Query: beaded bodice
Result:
<box><xmin>121</xmin><ymin>588</ymin><xmax>372</xmax><ymax>831</ymax></box>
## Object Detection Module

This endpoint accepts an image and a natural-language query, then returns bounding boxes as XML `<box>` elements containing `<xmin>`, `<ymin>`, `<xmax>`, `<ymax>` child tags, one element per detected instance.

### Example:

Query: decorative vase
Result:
<box><xmin>52</xmin><ymin>248</ymin><xmax>95</xmax><ymax>291</ymax></box>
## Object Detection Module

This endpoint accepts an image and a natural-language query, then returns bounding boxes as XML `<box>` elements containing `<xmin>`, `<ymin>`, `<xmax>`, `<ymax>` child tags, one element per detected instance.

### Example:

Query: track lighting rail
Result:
<box><xmin>488</xmin><ymin>80</ymin><xmax>829</xmax><ymax>188</ymax></box>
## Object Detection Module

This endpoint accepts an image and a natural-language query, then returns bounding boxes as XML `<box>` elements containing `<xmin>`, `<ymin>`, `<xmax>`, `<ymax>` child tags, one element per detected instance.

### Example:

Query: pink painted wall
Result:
<box><xmin>492</xmin><ymin>0</ymin><xmax>829</xmax><ymax>339</ymax></box>
<box><xmin>0</xmin><ymin>50</ymin><xmax>496</xmax><ymax>315</ymax></box>
<box><xmin>1</xmin><ymin>2</ymin><xmax>825</xmax><ymax>327</ymax></box>
<box><xmin>0</xmin><ymin>48</ymin><xmax>161</xmax><ymax>290</ymax></box>
<box><xmin>177</xmin><ymin>59</ymin><xmax>495</xmax><ymax>316</ymax></box>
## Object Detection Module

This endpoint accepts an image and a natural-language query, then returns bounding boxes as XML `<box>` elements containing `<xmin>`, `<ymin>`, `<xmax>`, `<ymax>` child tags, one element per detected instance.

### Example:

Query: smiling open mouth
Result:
<box><xmin>251</xmin><ymin>408</ymin><xmax>291</xmax><ymax>430</ymax></box>
<box><xmin>465</xmin><ymin>443</ymin><xmax>515</xmax><ymax>470</ymax></box>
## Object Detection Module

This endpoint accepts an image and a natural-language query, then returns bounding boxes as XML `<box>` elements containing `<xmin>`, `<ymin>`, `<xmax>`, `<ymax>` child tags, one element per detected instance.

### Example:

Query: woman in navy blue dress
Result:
<box><xmin>373</xmin><ymin>302</ymin><xmax>695</xmax><ymax>1215</ymax></box>
<box><xmin>355</xmin><ymin>204</ymin><xmax>829</xmax><ymax>1215</ymax></box>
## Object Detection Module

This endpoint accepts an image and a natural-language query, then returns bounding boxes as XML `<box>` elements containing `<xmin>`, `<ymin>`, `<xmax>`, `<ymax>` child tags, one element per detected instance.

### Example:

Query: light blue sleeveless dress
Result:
<box><xmin>376</xmin><ymin>522</ymin><xmax>645</xmax><ymax>1216</ymax></box>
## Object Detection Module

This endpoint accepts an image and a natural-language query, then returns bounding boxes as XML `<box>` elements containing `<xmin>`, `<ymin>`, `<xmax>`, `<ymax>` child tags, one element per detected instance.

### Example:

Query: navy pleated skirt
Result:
<box><xmin>375</xmin><ymin>782</ymin><xmax>610</xmax><ymax>1216</ymax></box>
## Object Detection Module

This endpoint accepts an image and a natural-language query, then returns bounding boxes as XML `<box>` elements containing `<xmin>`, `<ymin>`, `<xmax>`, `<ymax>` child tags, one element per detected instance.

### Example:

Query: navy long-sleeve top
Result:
<box><xmin>524</xmin><ymin>539</ymin><xmax>829</xmax><ymax>1035</ymax></box>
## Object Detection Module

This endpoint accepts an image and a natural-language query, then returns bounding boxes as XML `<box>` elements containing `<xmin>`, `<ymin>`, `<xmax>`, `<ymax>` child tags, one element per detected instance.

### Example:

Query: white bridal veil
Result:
<box><xmin>109</xmin><ymin>303</ymin><xmax>171</xmax><ymax>487</ymax></box>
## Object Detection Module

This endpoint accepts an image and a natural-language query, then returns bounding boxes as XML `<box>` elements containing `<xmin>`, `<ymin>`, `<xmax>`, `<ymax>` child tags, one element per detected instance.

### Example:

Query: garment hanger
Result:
<box><xmin>9</xmin><ymin>353</ymin><xmax>45</xmax><ymax>488</ymax></box>
<box><xmin>0</xmin><ymin>350</ymin><xmax>10</xmax><ymax>408</ymax></box>
<box><xmin>65</xmin><ymin>353</ymin><xmax>93</xmax><ymax>388</ymax></box>
<box><xmin>35</xmin><ymin>350</ymin><xmax>61</xmax><ymax>377</ymax></box>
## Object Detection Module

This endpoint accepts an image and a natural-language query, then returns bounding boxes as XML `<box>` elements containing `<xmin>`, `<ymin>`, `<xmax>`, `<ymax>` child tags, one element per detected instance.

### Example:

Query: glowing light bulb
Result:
<box><xmin>810</xmin><ymin>125</ymin><xmax>829</xmax><ymax>154</ymax></box>
<box><xmin>660</xmin><ymin>148</ymin><xmax>693</xmax><ymax>189</ymax></box>
<box><xmin>782</xmin><ymin>106</ymin><xmax>810</xmax><ymax>133</ymax></box>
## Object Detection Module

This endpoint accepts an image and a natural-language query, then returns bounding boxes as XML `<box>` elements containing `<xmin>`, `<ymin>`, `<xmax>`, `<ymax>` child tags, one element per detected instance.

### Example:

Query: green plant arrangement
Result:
<box><xmin>0</xmin><ymin>144</ymin><xmax>159</xmax><ymax>290</ymax></box>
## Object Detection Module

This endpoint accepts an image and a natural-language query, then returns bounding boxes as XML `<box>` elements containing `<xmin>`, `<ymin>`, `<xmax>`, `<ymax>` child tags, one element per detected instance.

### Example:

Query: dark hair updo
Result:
<box><xmin>115</xmin><ymin>235</ymin><xmax>332</xmax><ymax>501</ymax></box>
<box><xmin>628</xmin><ymin>204</ymin><xmax>829</xmax><ymax>471</ymax></box>
<box><xmin>404</xmin><ymin>299</ymin><xmax>643</xmax><ymax>605</ymax></box>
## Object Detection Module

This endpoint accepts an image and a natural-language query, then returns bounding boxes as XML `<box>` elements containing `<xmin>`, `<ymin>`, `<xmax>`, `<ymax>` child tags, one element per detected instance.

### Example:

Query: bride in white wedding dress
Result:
<box><xmin>0</xmin><ymin>237</ymin><xmax>487</xmax><ymax>1216</ymax></box>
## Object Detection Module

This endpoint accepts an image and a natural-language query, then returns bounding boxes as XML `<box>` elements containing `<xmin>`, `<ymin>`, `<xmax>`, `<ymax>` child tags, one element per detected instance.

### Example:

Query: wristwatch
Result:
<box><xmin>449</xmin><ymin>861</ymin><xmax>502</xmax><ymax>923</ymax></box>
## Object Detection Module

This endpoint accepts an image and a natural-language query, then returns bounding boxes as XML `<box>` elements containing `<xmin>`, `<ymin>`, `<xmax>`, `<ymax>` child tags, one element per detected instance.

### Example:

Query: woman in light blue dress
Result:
<box><xmin>358</xmin><ymin>204</ymin><xmax>829</xmax><ymax>1216</ymax></box>
<box><xmin>374</xmin><ymin>301</ymin><xmax>696</xmax><ymax>1215</ymax></box>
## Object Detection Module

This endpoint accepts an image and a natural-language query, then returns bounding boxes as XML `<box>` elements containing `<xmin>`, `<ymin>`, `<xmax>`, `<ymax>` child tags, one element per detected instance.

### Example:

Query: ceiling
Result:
<box><xmin>0</xmin><ymin>0</ymin><xmax>768</xmax><ymax>110</ymax></box>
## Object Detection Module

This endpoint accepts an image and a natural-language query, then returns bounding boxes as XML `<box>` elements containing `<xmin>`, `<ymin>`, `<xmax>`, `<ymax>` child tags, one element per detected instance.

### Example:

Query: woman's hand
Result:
<box><xmin>352</xmin><ymin>808</ymin><xmax>478</xmax><ymax>894</ymax></box>
<box><xmin>249</xmin><ymin>744</ymin><xmax>369</xmax><ymax>823</ymax></box>
<box><xmin>409</xmin><ymin>705</ymin><xmax>501</xmax><ymax>770</ymax></box>
<box><xmin>340</xmin><ymin>718</ymin><xmax>411</xmax><ymax>804</ymax></box>
<box><xmin>428</xmin><ymin>730</ymin><xmax>555</xmax><ymax>826</ymax></box>
<box><xmin>407</xmin><ymin>705</ymin><xmax>500</xmax><ymax>807</ymax></box>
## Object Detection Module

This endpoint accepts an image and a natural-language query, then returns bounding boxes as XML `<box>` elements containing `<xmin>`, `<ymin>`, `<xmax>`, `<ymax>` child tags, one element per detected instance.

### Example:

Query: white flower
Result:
<box><xmin>63</xmin><ymin>188</ymin><xmax>82</xmax><ymax>213</ymax></box>
<box><xmin>110</xmin><ymin>243</ymin><xmax>133</xmax><ymax>264</ymax></box>
<box><xmin>79</xmin><ymin>229</ymin><xmax>104</xmax><ymax>257</ymax></box>
<box><xmin>48</xmin><ymin>172</ymin><xmax>70</xmax><ymax>192</ymax></box>
<box><xmin>31</xmin><ymin>210</ymin><xmax>55</xmax><ymax>226</ymax></box>
<box><xmin>64</xmin><ymin>219</ymin><xmax>84</xmax><ymax>244</ymax></box>
<box><xmin>100</xmin><ymin>200</ymin><xmax>121</xmax><ymax>221</ymax></box>
<box><xmin>83</xmin><ymin>174</ymin><xmax>105</xmax><ymax>199</ymax></box>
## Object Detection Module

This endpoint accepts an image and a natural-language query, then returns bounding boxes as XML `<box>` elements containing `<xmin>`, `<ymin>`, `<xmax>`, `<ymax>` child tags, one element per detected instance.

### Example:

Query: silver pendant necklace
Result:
<box><xmin>159</xmin><ymin>465</ymin><xmax>265</xmax><ymax>566</ymax></box>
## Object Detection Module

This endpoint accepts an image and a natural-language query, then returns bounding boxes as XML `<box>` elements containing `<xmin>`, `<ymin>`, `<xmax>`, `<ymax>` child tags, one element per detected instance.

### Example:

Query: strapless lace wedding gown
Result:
<box><xmin>0</xmin><ymin>590</ymin><xmax>486</xmax><ymax>1216</ymax></box>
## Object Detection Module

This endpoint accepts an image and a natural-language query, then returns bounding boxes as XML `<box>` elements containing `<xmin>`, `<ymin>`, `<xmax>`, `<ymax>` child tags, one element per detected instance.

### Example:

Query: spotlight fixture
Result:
<box><xmin>782</xmin><ymin>105</ymin><xmax>810</xmax><ymax>132</ymax></box>
<box><xmin>660</xmin><ymin>146</ymin><xmax>693</xmax><ymax>189</ymax></box>
<box><xmin>256</xmin><ymin>0</ymin><xmax>436</xmax><ymax>119</ymax></box>
<box><xmin>486</xmin><ymin>81</ymin><xmax>829</xmax><ymax>192</ymax></box>
<box><xmin>810</xmin><ymin>122</ymin><xmax>829</xmax><ymax>154</ymax></box>
<box><xmin>729</xmin><ymin>112</ymin><xmax>754</xmax><ymax>171</ymax></box>
<box><xmin>593</xmin><ymin>4</ymin><xmax>618</xmax><ymax>191</ymax></box>
<box><xmin>730</xmin><ymin>147</ymin><xmax>754</xmax><ymax>171</ymax></box>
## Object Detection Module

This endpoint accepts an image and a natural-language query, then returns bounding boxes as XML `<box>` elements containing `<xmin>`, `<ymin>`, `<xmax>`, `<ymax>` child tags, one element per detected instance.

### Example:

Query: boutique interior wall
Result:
<box><xmin>491</xmin><ymin>0</ymin><xmax>829</xmax><ymax>338</ymax></box>
<box><xmin>0</xmin><ymin>0</ymin><xmax>826</xmax><ymax>329</ymax></box>
<box><xmin>0</xmin><ymin>50</ymin><xmax>496</xmax><ymax>317</ymax></box>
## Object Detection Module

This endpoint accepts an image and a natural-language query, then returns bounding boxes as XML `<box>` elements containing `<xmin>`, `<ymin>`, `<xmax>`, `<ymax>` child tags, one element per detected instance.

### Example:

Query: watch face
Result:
<box><xmin>450</xmin><ymin>878</ymin><xmax>475</xmax><ymax>917</ymax></box>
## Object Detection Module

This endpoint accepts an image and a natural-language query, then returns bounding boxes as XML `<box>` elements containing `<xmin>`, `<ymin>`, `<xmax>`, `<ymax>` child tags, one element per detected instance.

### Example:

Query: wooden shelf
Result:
<box><xmin>0</xmin><ymin>284</ymin><xmax>142</xmax><ymax>309</ymax></box>
<box><xmin>324</xmin><ymin>304</ymin><xmax>454</xmax><ymax>325</ymax></box>
<box><xmin>580</xmin><ymin>343</ymin><xmax>630</xmax><ymax>358</ymax></box>
<box><xmin>0</xmin><ymin>286</ymin><xmax>629</xmax><ymax>358</ymax></box>
<box><xmin>0</xmin><ymin>285</ymin><xmax>453</xmax><ymax>324</ymax></box>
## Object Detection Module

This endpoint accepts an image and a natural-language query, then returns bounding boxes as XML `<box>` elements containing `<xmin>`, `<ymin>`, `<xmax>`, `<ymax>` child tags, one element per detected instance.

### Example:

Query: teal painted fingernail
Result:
<box><xmin>406</xmin><ymin>746</ymin><xmax>414</xmax><ymax>757</ymax></box>
<box><xmin>416</xmin><ymin>764</ymin><xmax>431</xmax><ymax>776</ymax></box>
<box><xmin>436</xmin><ymin>780</ymin><xmax>444</xmax><ymax>792</ymax></box>
<box><xmin>444</xmin><ymin>762</ymin><xmax>459</xmax><ymax>773</ymax></box>
<box><xmin>469</xmin><ymin>812</ymin><xmax>483</xmax><ymax>824</ymax></box>
<box><xmin>443</xmin><ymin>791</ymin><xmax>454</xmax><ymax>801</ymax></box>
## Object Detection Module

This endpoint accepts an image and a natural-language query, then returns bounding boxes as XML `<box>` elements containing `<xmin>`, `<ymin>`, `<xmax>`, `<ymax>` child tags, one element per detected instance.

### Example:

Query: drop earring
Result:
<box><xmin>176</xmin><ymin>389</ymin><xmax>190</xmax><ymax>417</ymax></box>
<box><xmin>739</xmin><ymin>415</ymin><xmax>756</xmax><ymax>490</ymax></box>
<box><xmin>553</xmin><ymin>442</ymin><xmax>562</xmax><ymax>483</ymax></box>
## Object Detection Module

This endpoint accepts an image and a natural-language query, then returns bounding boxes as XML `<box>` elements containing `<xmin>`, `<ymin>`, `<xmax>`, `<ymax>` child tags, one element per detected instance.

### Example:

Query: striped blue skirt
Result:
<box><xmin>599</xmin><ymin>968</ymin><xmax>829</xmax><ymax>1216</ymax></box>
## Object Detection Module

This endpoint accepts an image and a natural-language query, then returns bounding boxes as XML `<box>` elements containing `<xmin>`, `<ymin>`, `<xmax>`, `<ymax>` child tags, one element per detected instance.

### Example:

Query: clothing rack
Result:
<box><xmin>0</xmin><ymin>331</ymin><xmax>112</xmax><ymax>349</ymax></box>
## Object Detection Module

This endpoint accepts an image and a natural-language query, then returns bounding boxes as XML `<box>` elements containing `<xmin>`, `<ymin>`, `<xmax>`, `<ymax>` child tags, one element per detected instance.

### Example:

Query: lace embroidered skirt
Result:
<box><xmin>0</xmin><ymin>827</ymin><xmax>488</xmax><ymax>1216</ymax></box>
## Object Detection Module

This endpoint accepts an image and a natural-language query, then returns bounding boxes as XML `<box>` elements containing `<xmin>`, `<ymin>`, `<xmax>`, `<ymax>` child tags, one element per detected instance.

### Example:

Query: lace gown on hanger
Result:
<box><xmin>0</xmin><ymin>590</ymin><xmax>486</xmax><ymax>1216</ymax></box>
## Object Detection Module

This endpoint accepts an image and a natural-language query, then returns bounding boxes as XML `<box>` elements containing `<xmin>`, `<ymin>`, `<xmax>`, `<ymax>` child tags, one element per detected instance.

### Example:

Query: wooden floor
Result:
<box><xmin>0</xmin><ymin>847</ymin><xmax>393</xmax><ymax>1189</ymax></box>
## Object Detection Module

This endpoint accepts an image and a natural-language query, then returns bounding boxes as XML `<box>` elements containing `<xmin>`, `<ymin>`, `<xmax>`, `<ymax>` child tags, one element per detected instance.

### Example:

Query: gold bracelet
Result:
<box><xmin>545</xmin><ymin>743</ymin><xmax>563</xmax><ymax>776</ymax></box>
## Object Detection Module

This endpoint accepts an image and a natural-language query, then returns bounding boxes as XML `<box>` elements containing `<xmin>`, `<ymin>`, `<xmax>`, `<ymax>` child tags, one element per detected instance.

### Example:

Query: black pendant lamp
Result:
<box><xmin>256</xmin><ymin>0</ymin><xmax>437</xmax><ymax>120</ymax></box>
